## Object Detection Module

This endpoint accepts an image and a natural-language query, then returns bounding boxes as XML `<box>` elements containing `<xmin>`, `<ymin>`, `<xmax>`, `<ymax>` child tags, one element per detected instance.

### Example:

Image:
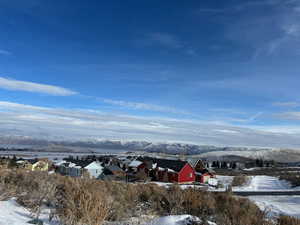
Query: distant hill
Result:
<box><xmin>1</xmin><ymin>135</ymin><xmax>300</xmax><ymax>163</ymax></box>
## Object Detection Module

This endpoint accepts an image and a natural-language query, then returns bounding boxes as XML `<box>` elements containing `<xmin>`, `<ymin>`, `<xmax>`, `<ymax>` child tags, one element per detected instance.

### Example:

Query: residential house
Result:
<box><xmin>16</xmin><ymin>160</ymin><xmax>33</xmax><ymax>170</ymax></box>
<box><xmin>84</xmin><ymin>161</ymin><xmax>104</xmax><ymax>179</ymax></box>
<box><xmin>128</xmin><ymin>160</ymin><xmax>146</xmax><ymax>172</ymax></box>
<box><xmin>100</xmin><ymin>165</ymin><xmax>126</xmax><ymax>181</ymax></box>
<box><xmin>188</xmin><ymin>158</ymin><xmax>216</xmax><ymax>184</ymax></box>
<box><xmin>30</xmin><ymin>158</ymin><xmax>51</xmax><ymax>171</ymax></box>
<box><xmin>55</xmin><ymin>159</ymin><xmax>91</xmax><ymax>177</ymax></box>
<box><xmin>187</xmin><ymin>158</ymin><xmax>206</xmax><ymax>171</ymax></box>
<box><xmin>195</xmin><ymin>172</ymin><xmax>212</xmax><ymax>183</ymax></box>
<box><xmin>152</xmin><ymin>158</ymin><xmax>195</xmax><ymax>183</ymax></box>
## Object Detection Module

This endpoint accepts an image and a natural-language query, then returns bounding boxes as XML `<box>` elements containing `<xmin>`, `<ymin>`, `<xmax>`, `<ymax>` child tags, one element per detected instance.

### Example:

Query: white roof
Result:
<box><xmin>157</xmin><ymin>167</ymin><xmax>175</xmax><ymax>173</ymax></box>
<box><xmin>129</xmin><ymin>160</ymin><xmax>143</xmax><ymax>167</ymax></box>
<box><xmin>84</xmin><ymin>161</ymin><xmax>103</xmax><ymax>170</ymax></box>
<box><xmin>68</xmin><ymin>162</ymin><xmax>78</xmax><ymax>168</ymax></box>
<box><xmin>167</xmin><ymin>168</ymin><xmax>175</xmax><ymax>173</ymax></box>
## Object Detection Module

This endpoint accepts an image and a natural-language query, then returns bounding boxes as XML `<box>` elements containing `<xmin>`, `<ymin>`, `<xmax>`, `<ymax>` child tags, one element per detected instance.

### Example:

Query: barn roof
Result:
<box><xmin>130</xmin><ymin>156</ymin><xmax>190</xmax><ymax>173</ymax></box>
<box><xmin>153</xmin><ymin>158</ymin><xmax>188</xmax><ymax>173</ymax></box>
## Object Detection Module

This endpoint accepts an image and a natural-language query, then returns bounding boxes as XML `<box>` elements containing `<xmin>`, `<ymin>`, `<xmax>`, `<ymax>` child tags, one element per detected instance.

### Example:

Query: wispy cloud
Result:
<box><xmin>197</xmin><ymin>8</ymin><xmax>226</xmax><ymax>14</ymax></box>
<box><xmin>141</xmin><ymin>32</ymin><xmax>196</xmax><ymax>56</ymax></box>
<box><xmin>197</xmin><ymin>0</ymin><xmax>283</xmax><ymax>14</ymax></box>
<box><xmin>0</xmin><ymin>49</ymin><xmax>12</xmax><ymax>55</ymax></box>
<box><xmin>275</xmin><ymin>111</ymin><xmax>300</xmax><ymax>120</ymax></box>
<box><xmin>147</xmin><ymin>32</ymin><xmax>183</xmax><ymax>49</ymax></box>
<box><xmin>1</xmin><ymin>100</ymin><xmax>300</xmax><ymax>147</ymax></box>
<box><xmin>273</xmin><ymin>102</ymin><xmax>300</xmax><ymax>107</ymax></box>
<box><xmin>200</xmin><ymin>0</ymin><xmax>300</xmax><ymax>57</ymax></box>
<box><xmin>0</xmin><ymin>77</ymin><xmax>77</xmax><ymax>96</ymax></box>
<box><xmin>102</xmin><ymin>98</ymin><xmax>190</xmax><ymax>115</ymax></box>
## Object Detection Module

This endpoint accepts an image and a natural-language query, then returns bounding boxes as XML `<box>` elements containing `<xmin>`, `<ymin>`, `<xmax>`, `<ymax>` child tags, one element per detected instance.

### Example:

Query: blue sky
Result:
<box><xmin>1</xmin><ymin>0</ymin><xmax>300</xmax><ymax>147</ymax></box>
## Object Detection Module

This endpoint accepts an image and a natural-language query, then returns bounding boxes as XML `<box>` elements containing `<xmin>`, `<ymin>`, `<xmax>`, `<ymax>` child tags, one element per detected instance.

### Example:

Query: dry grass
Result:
<box><xmin>231</xmin><ymin>175</ymin><xmax>250</xmax><ymax>186</ymax></box>
<box><xmin>56</xmin><ymin>177</ymin><xmax>111</xmax><ymax>225</ymax></box>
<box><xmin>0</xmin><ymin>168</ymin><xmax>299</xmax><ymax>225</ymax></box>
<box><xmin>214</xmin><ymin>193</ymin><xmax>272</xmax><ymax>225</ymax></box>
<box><xmin>277</xmin><ymin>215</ymin><xmax>300</xmax><ymax>225</ymax></box>
<box><xmin>279</xmin><ymin>174</ymin><xmax>300</xmax><ymax>187</ymax></box>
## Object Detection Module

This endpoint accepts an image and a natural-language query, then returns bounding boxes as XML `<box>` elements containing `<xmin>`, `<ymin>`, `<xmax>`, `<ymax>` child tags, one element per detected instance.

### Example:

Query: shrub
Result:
<box><xmin>279</xmin><ymin>174</ymin><xmax>300</xmax><ymax>187</ymax></box>
<box><xmin>56</xmin><ymin>177</ymin><xmax>111</xmax><ymax>225</ymax></box>
<box><xmin>182</xmin><ymin>188</ymin><xmax>216</xmax><ymax>222</ymax></box>
<box><xmin>277</xmin><ymin>215</ymin><xmax>300</xmax><ymax>225</ymax></box>
<box><xmin>232</xmin><ymin>175</ymin><xmax>250</xmax><ymax>186</ymax></box>
<box><xmin>214</xmin><ymin>193</ymin><xmax>271</xmax><ymax>225</ymax></box>
<box><xmin>0</xmin><ymin>168</ymin><xmax>299</xmax><ymax>225</ymax></box>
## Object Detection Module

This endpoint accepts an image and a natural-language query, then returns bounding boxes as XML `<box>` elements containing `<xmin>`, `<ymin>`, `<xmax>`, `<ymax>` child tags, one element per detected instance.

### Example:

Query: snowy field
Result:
<box><xmin>216</xmin><ymin>175</ymin><xmax>300</xmax><ymax>218</ymax></box>
<box><xmin>0</xmin><ymin>199</ymin><xmax>58</xmax><ymax>225</ymax></box>
<box><xmin>233</xmin><ymin>175</ymin><xmax>300</xmax><ymax>192</ymax></box>
<box><xmin>249</xmin><ymin>195</ymin><xmax>300</xmax><ymax>218</ymax></box>
<box><xmin>215</xmin><ymin>175</ymin><xmax>234</xmax><ymax>189</ymax></box>
<box><xmin>241</xmin><ymin>176</ymin><xmax>300</xmax><ymax>218</ymax></box>
<box><xmin>0</xmin><ymin>199</ymin><xmax>216</xmax><ymax>225</ymax></box>
<box><xmin>216</xmin><ymin>175</ymin><xmax>300</xmax><ymax>192</ymax></box>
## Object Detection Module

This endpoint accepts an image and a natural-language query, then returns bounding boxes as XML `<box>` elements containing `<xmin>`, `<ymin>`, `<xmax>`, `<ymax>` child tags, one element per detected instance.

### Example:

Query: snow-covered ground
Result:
<box><xmin>0</xmin><ymin>199</ymin><xmax>58</xmax><ymax>225</ymax></box>
<box><xmin>215</xmin><ymin>175</ymin><xmax>300</xmax><ymax>192</ymax></box>
<box><xmin>143</xmin><ymin>215</ymin><xmax>216</xmax><ymax>225</ymax></box>
<box><xmin>233</xmin><ymin>175</ymin><xmax>300</xmax><ymax>192</ymax></box>
<box><xmin>215</xmin><ymin>175</ymin><xmax>300</xmax><ymax>218</ymax></box>
<box><xmin>249</xmin><ymin>196</ymin><xmax>300</xmax><ymax>218</ymax></box>
<box><xmin>215</xmin><ymin>175</ymin><xmax>234</xmax><ymax>189</ymax></box>
<box><xmin>240</xmin><ymin>176</ymin><xmax>300</xmax><ymax>218</ymax></box>
<box><xmin>0</xmin><ymin>199</ymin><xmax>217</xmax><ymax>225</ymax></box>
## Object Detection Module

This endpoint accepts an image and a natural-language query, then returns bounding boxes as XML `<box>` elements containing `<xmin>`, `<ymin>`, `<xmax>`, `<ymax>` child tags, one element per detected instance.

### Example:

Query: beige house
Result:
<box><xmin>31</xmin><ymin>158</ymin><xmax>51</xmax><ymax>171</ymax></box>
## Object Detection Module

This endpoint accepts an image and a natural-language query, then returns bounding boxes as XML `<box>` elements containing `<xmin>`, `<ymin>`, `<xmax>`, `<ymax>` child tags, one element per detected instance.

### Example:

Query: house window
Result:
<box><xmin>189</xmin><ymin>173</ymin><xmax>193</xmax><ymax>178</ymax></box>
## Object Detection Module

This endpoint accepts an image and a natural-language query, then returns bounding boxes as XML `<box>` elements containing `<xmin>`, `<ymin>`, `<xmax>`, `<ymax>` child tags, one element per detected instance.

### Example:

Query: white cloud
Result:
<box><xmin>1</xmin><ymin>101</ymin><xmax>300</xmax><ymax>148</ymax></box>
<box><xmin>0</xmin><ymin>77</ymin><xmax>77</xmax><ymax>96</ymax></box>
<box><xmin>273</xmin><ymin>102</ymin><xmax>300</xmax><ymax>107</ymax></box>
<box><xmin>0</xmin><ymin>49</ymin><xmax>12</xmax><ymax>55</ymax></box>
<box><xmin>102</xmin><ymin>99</ymin><xmax>190</xmax><ymax>115</ymax></box>
<box><xmin>214</xmin><ymin>0</ymin><xmax>300</xmax><ymax>57</ymax></box>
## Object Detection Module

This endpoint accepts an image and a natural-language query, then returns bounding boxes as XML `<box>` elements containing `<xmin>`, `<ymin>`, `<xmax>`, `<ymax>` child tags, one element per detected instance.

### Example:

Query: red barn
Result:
<box><xmin>195</xmin><ymin>170</ymin><xmax>215</xmax><ymax>184</ymax></box>
<box><xmin>153</xmin><ymin>159</ymin><xmax>195</xmax><ymax>183</ymax></box>
<box><xmin>195</xmin><ymin>172</ymin><xmax>211</xmax><ymax>183</ymax></box>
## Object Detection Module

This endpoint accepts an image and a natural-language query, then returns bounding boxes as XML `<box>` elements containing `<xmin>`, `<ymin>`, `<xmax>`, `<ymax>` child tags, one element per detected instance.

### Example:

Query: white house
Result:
<box><xmin>84</xmin><ymin>161</ymin><xmax>104</xmax><ymax>178</ymax></box>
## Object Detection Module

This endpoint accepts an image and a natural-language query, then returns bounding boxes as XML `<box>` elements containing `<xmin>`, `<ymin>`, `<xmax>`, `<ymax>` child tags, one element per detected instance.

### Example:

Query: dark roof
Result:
<box><xmin>154</xmin><ymin>158</ymin><xmax>188</xmax><ymax>172</ymax></box>
<box><xmin>64</xmin><ymin>159</ymin><xmax>92</xmax><ymax>168</ymax></box>
<box><xmin>27</xmin><ymin>159</ymin><xmax>39</xmax><ymax>164</ymax></box>
<box><xmin>137</xmin><ymin>156</ymin><xmax>188</xmax><ymax>173</ymax></box>
<box><xmin>105</xmin><ymin>165</ymin><xmax>123</xmax><ymax>172</ymax></box>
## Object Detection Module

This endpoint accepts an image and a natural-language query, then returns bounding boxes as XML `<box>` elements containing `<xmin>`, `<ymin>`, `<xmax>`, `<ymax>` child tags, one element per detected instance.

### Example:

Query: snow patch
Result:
<box><xmin>144</xmin><ymin>215</ymin><xmax>216</xmax><ymax>225</ymax></box>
